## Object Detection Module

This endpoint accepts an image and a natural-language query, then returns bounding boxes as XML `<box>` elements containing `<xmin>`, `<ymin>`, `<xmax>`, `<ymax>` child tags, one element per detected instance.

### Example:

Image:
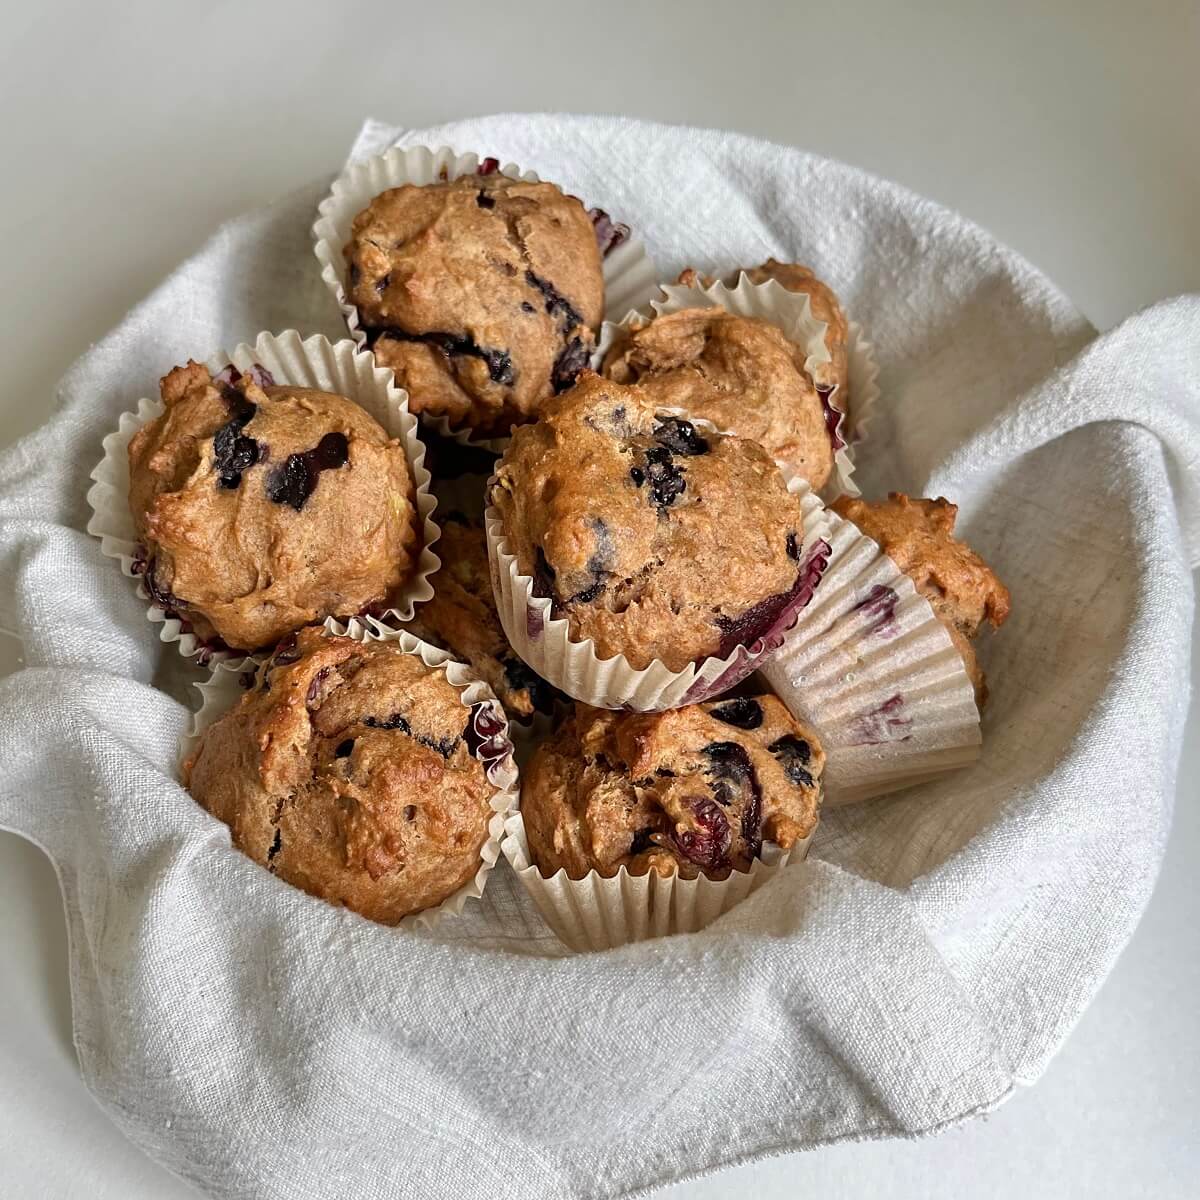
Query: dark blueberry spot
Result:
<box><xmin>520</xmin><ymin>301</ymin><xmax>535</xmax><ymax>313</ymax></box>
<box><xmin>218</xmin><ymin>382</ymin><xmax>242</xmax><ymax>405</ymax></box>
<box><xmin>375</xmin><ymin>273</ymin><xmax>391</xmax><ymax>294</ymax></box>
<box><xmin>768</xmin><ymin>735</ymin><xmax>813</xmax><ymax>787</ymax></box>
<box><xmin>266</xmin><ymin>828</ymin><xmax>282</xmax><ymax>865</ymax></box>
<box><xmin>403</xmin><ymin>805</ymin><xmax>417</xmax><ymax>821</ymax></box>
<box><xmin>817</xmin><ymin>384</ymin><xmax>847</xmax><ymax>451</ymax></box>
<box><xmin>643</xmin><ymin>445</ymin><xmax>686</xmax><ymax>510</ymax></box>
<box><xmin>335</xmin><ymin>738</ymin><xmax>355</xmax><ymax>758</ymax></box>
<box><xmin>655</xmin><ymin>767</ymin><xmax>676</xmax><ymax>778</ymax></box>
<box><xmin>589</xmin><ymin>208</ymin><xmax>630</xmax><ymax>257</ymax></box>
<box><xmin>239</xmin><ymin>669</ymin><xmax>257</xmax><ymax>690</ymax></box>
<box><xmin>629</xmin><ymin>466</ymin><xmax>645</xmax><ymax>486</ymax></box>
<box><xmin>364</xmin><ymin>712</ymin><xmax>412</xmax><ymax>734</ymax></box>
<box><xmin>710</xmin><ymin>698</ymin><xmax>764</xmax><ymax>730</ymax></box>
<box><xmin>366</xmin><ymin>327</ymin><xmax>515</xmax><ymax>387</ymax></box>
<box><xmin>245</xmin><ymin>364</ymin><xmax>276</xmax><ymax>389</ymax></box>
<box><xmin>478</xmin><ymin>157</ymin><xmax>500</xmax><ymax>175</ymax></box>
<box><xmin>570</xmin><ymin>580</ymin><xmax>604</xmax><ymax>604</ymax></box>
<box><xmin>551</xmin><ymin>336</ymin><xmax>590</xmax><ymax>393</ymax></box>
<box><xmin>653</xmin><ymin>415</ymin><xmax>709</xmax><ymax>456</ymax></box>
<box><xmin>144</xmin><ymin>559</ymin><xmax>183</xmax><ymax>613</ymax></box>
<box><xmin>502</xmin><ymin>655</ymin><xmax>558</xmax><ymax>714</ymax></box>
<box><xmin>786</xmin><ymin>532</ymin><xmax>800</xmax><ymax>561</ymax></box>
<box><xmin>740</xmin><ymin>784</ymin><xmax>763</xmax><ymax>860</ymax></box>
<box><xmin>476</xmin><ymin>191</ymin><xmax>495</xmax><ymax>209</ymax></box>
<box><xmin>703</xmin><ymin>741</ymin><xmax>753</xmax><ymax>783</ymax></box>
<box><xmin>525</xmin><ymin>270</ymin><xmax>584</xmax><ymax>334</ymax></box>
<box><xmin>629</xmin><ymin>827</ymin><xmax>658</xmax><ymax>857</ymax></box>
<box><xmin>348</xmin><ymin>263</ymin><xmax>361</xmax><ymax>288</ymax></box>
<box><xmin>464</xmin><ymin>701</ymin><xmax>508</xmax><ymax>764</ymax></box>
<box><xmin>265</xmin><ymin>432</ymin><xmax>350</xmax><ymax>511</ymax></box>
<box><xmin>212</xmin><ymin>398</ymin><xmax>260</xmax><ymax>489</ymax></box>
<box><xmin>531</xmin><ymin>547</ymin><xmax>557</xmax><ymax>601</ymax></box>
<box><xmin>418</xmin><ymin>734</ymin><xmax>458</xmax><ymax>758</ymax></box>
<box><xmin>673</xmin><ymin>796</ymin><xmax>732</xmax><ymax>872</ymax></box>
<box><xmin>213</xmin><ymin>365</ymin><xmax>241</xmax><ymax>387</ymax></box>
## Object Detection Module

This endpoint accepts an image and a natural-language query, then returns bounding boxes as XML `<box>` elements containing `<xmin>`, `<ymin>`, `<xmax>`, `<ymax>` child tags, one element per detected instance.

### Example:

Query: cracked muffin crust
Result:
<box><xmin>344</xmin><ymin>170</ymin><xmax>604</xmax><ymax>438</ymax></box>
<box><xmin>522</xmin><ymin>696</ymin><xmax>823</xmax><ymax>880</ymax></box>
<box><xmin>128</xmin><ymin>361</ymin><xmax>422</xmax><ymax>654</ymax></box>
<box><xmin>832</xmin><ymin>493</ymin><xmax>1011</xmax><ymax>703</ymax></box>
<box><xmin>405</xmin><ymin>513</ymin><xmax>559</xmax><ymax>721</ymax></box>
<box><xmin>184</xmin><ymin>629</ymin><xmax>499</xmax><ymax>924</ymax></box>
<box><xmin>601</xmin><ymin>306</ymin><xmax>834</xmax><ymax>487</ymax></box>
<box><xmin>489</xmin><ymin>374</ymin><xmax>809</xmax><ymax>673</ymax></box>
<box><xmin>680</xmin><ymin>259</ymin><xmax>851</xmax><ymax>429</ymax></box>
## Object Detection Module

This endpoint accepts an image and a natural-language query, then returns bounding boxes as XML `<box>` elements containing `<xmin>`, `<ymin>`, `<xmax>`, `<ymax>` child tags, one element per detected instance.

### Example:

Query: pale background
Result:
<box><xmin>1</xmin><ymin>1</ymin><xmax>1197</xmax><ymax>1196</ymax></box>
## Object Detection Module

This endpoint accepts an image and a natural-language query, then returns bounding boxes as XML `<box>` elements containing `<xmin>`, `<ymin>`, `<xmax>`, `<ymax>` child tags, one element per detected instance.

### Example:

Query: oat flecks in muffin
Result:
<box><xmin>602</xmin><ymin>306</ymin><xmax>833</xmax><ymax>488</ymax></box>
<box><xmin>127</xmin><ymin>362</ymin><xmax>421</xmax><ymax>653</ymax></box>
<box><xmin>344</xmin><ymin>172</ymin><xmax>603</xmax><ymax>438</ymax></box>
<box><xmin>184</xmin><ymin>630</ymin><xmax>495</xmax><ymax>924</ymax></box>
<box><xmin>522</xmin><ymin>696</ymin><xmax>823</xmax><ymax>881</ymax></box>
<box><xmin>405</xmin><ymin>514</ymin><xmax>560</xmax><ymax>721</ymax></box>
<box><xmin>490</xmin><ymin>373</ymin><xmax>807</xmax><ymax>672</ymax></box>
<box><xmin>832</xmin><ymin>492</ymin><xmax>1011</xmax><ymax>704</ymax></box>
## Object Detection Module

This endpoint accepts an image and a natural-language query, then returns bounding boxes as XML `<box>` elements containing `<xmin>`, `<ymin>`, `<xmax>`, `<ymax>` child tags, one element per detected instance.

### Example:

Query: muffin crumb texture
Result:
<box><xmin>523</xmin><ymin>696</ymin><xmax>823</xmax><ymax>880</ymax></box>
<box><xmin>185</xmin><ymin>630</ymin><xmax>496</xmax><ymax>924</ymax></box>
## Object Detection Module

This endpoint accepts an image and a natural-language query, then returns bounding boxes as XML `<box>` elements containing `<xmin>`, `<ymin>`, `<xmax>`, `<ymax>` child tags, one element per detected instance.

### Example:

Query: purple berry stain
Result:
<box><xmin>266</xmin><ymin>432</ymin><xmax>350</xmax><ymax>511</ymax></box>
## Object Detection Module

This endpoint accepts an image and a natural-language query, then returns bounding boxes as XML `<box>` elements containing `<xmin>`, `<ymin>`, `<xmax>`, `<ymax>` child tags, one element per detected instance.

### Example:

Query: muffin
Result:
<box><xmin>832</xmin><ymin>493</ymin><xmax>1011</xmax><ymax>702</ymax></box>
<box><xmin>681</xmin><ymin>259</ymin><xmax>850</xmax><ymax>409</ymax></box>
<box><xmin>522</xmin><ymin>696</ymin><xmax>823</xmax><ymax>880</ymax></box>
<box><xmin>601</xmin><ymin>306</ymin><xmax>834</xmax><ymax>487</ymax></box>
<box><xmin>343</xmin><ymin>170</ymin><xmax>604</xmax><ymax>437</ymax></box>
<box><xmin>128</xmin><ymin>361</ymin><xmax>422</xmax><ymax>654</ymax></box>
<box><xmin>184</xmin><ymin>629</ymin><xmax>505</xmax><ymax>924</ymax></box>
<box><xmin>405</xmin><ymin>513</ymin><xmax>559</xmax><ymax>720</ymax></box>
<box><xmin>489</xmin><ymin>373</ymin><xmax>810</xmax><ymax>672</ymax></box>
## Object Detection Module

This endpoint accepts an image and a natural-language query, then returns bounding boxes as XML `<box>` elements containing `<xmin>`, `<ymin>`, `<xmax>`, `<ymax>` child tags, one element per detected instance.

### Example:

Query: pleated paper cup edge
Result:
<box><xmin>499</xmin><ymin>811</ymin><xmax>813</xmax><ymax>952</ymax></box>
<box><xmin>761</xmin><ymin>507</ymin><xmax>984</xmax><ymax>804</ymax></box>
<box><xmin>311</xmin><ymin>143</ymin><xmax>661</xmax><ymax>452</ymax></box>
<box><xmin>86</xmin><ymin>331</ymin><xmax>442</xmax><ymax>670</ymax></box>
<box><xmin>181</xmin><ymin>625</ymin><xmax>518</xmax><ymax>930</ymax></box>
<box><xmin>483</xmin><ymin>462</ymin><xmax>832</xmax><ymax>711</ymax></box>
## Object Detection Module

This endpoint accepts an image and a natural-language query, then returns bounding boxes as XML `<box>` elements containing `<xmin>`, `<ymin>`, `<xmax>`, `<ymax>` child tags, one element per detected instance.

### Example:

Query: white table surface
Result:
<box><xmin>1</xmin><ymin>3</ymin><xmax>1197</xmax><ymax>1196</ymax></box>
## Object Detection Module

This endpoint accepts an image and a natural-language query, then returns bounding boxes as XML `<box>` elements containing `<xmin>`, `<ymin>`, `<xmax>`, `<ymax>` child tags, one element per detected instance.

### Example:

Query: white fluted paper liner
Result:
<box><xmin>180</xmin><ymin>623</ymin><xmax>518</xmax><ymax>930</ymax></box>
<box><xmin>485</xmin><ymin>462</ymin><xmax>832</xmax><ymax>712</ymax></box>
<box><xmin>313</xmin><ymin>144</ymin><xmax>661</xmax><ymax>451</ymax></box>
<box><xmin>500</xmin><ymin>812</ymin><xmax>813</xmax><ymax>952</ymax></box>
<box><xmin>759</xmin><ymin>507</ymin><xmax>982</xmax><ymax>806</ymax></box>
<box><xmin>86</xmin><ymin>331</ymin><xmax>441</xmax><ymax>668</ymax></box>
<box><xmin>597</xmin><ymin>274</ymin><xmax>879</xmax><ymax>498</ymax></box>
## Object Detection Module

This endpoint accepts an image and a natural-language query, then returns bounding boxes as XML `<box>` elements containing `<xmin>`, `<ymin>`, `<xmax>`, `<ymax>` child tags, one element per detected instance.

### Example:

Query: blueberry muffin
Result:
<box><xmin>128</xmin><ymin>362</ymin><xmax>421</xmax><ymax>654</ymax></box>
<box><xmin>344</xmin><ymin>170</ymin><xmax>604</xmax><ymax>438</ymax></box>
<box><xmin>489</xmin><ymin>374</ymin><xmax>810</xmax><ymax>672</ymax></box>
<box><xmin>832</xmin><ymin>493</ymin><xmax>1011</xmax><ymax>703</ymax></box>
<box><xmin>601</xmin><ymin>306</ymin><xmax>833</xmax><ymax>487</ymax></box>
<box><xmin>185</xmin><ymin>629</ymin><xmax>507</xmax><ymax>924</ymax></box>
<box><xmin>405</xmin><ymin>513</ymin><xmax>558</xmax><ymax>721</ymax></box>
<box><xmin>522</xmin><ymin>695</ymin><xmax>823</xmax><ymax>880</ymax></box>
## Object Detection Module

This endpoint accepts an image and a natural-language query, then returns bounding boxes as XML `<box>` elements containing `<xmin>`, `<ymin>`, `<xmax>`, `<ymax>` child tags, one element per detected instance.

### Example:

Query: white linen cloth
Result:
<box><xmin>0</xmin><ymin>115</ymin><xmax>1196</xmax><ymax>1200</ymax></box>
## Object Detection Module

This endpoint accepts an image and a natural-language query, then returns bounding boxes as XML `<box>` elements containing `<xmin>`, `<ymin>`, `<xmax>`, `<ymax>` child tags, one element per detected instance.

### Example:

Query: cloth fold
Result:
<box><xmin>0</xmin><ymin>114</ymin><xmax>1194</xmax><ymax>1200</ymax></box>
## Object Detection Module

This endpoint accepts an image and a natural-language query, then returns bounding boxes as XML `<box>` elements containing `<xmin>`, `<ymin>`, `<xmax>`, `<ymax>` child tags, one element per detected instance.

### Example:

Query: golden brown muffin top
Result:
<box><xmin>522</xmin><ymin>696</ymin><xmax>823</xmax><ymax>881</ymax></box>
<box><xmin>490</xmin><ymin>374</ymin><xmax>808</xmax><ymax>672</ymax></box>
<box><xmin>185</xmin><ymin>629</ymin><xmax>501</xmax><ymax>924</ymax></box>
<box><xmin>128</xmin><ymin>362</ymin><xmax>420</xmax><ymax>653</ymax></box>
<box><xmin>345</xmin><ymin>172</ymin><xmax>603</xmax><ymax>437</ymax></box>
<box><xmin>601</xmin><ymin>306</ymin><xmax>833</xmax><ymax>488</ymax></box>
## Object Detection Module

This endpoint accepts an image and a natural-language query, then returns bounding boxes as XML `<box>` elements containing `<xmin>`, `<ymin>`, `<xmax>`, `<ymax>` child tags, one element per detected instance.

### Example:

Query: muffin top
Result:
<box><xmin>832</xmin><ymin>492</ymin><xmax>1011</xmax><ymax>701</ymax></box>
<box><xmin>522</xmin><ymin>695</ymin><xmax>823</xmax><ymax>880</ymax></box>
<box><xmin>601</xmin><ymin>306</ymin><xmax>833</xmax><ymax>487</ymax></box>
<box><xmin>185</xmin><ymin>629</ymin><xmax>505</xmax><ymax>924</ymax></box>
<box><xmin>344</xmin><ymin>171</ymin><xmax>604</xmax><ymax>438</ymax></box>
<box><xmin>128</xmin><ymin>362</ymin><xmax>421</xmax><ymax>654</ymax></box>
<box><xmin>489</xmin><ymin>374</ymin><xmax>808</xmax><ymax>672</ymax></box>
<box><xmin>405</xmin><ymin>513</ymin><xmax>559</xmax><ymax>721</ymax></box>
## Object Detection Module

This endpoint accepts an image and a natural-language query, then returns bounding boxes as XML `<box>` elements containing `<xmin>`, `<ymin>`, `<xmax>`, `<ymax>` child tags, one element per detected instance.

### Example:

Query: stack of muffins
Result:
<box><xmin>102</xmin><ymin>149</ymin><xmax>1011</xmax><ymax>941</ymax></box>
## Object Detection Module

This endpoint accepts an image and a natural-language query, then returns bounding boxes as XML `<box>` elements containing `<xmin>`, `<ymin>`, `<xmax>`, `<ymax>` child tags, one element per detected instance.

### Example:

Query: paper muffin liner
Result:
<box><xmin>86</xmin><ymin>331</ymin><xmax>441</xmax><ymax>668</ymax></box>
<box><xmin>485</xmin><ymin>451</ymin><xmax>832</xmax><ymax>712</ymax></box>
<box><xmin>596</xmin><ymin>273</ymin><xmax>879</xmax><ymax>499</ymax></box>
<box><xmin>500</xmin><ymin>812</ymin><xmax>814</xmax><ymax>952</ymax></box>
<box><xmin>758</xmin><ymin>506</ymin><xmax>982</xmax><ymax>806</ymax></box>
<box><xmin>312</xmin><ymin>144</ymin><xmax>661</xmax><ymax>451</ymax></box>
<box><xmin>180</xmin><ymin>623</ymin><xmax>518</xmax><ymax>930</ymax></box>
